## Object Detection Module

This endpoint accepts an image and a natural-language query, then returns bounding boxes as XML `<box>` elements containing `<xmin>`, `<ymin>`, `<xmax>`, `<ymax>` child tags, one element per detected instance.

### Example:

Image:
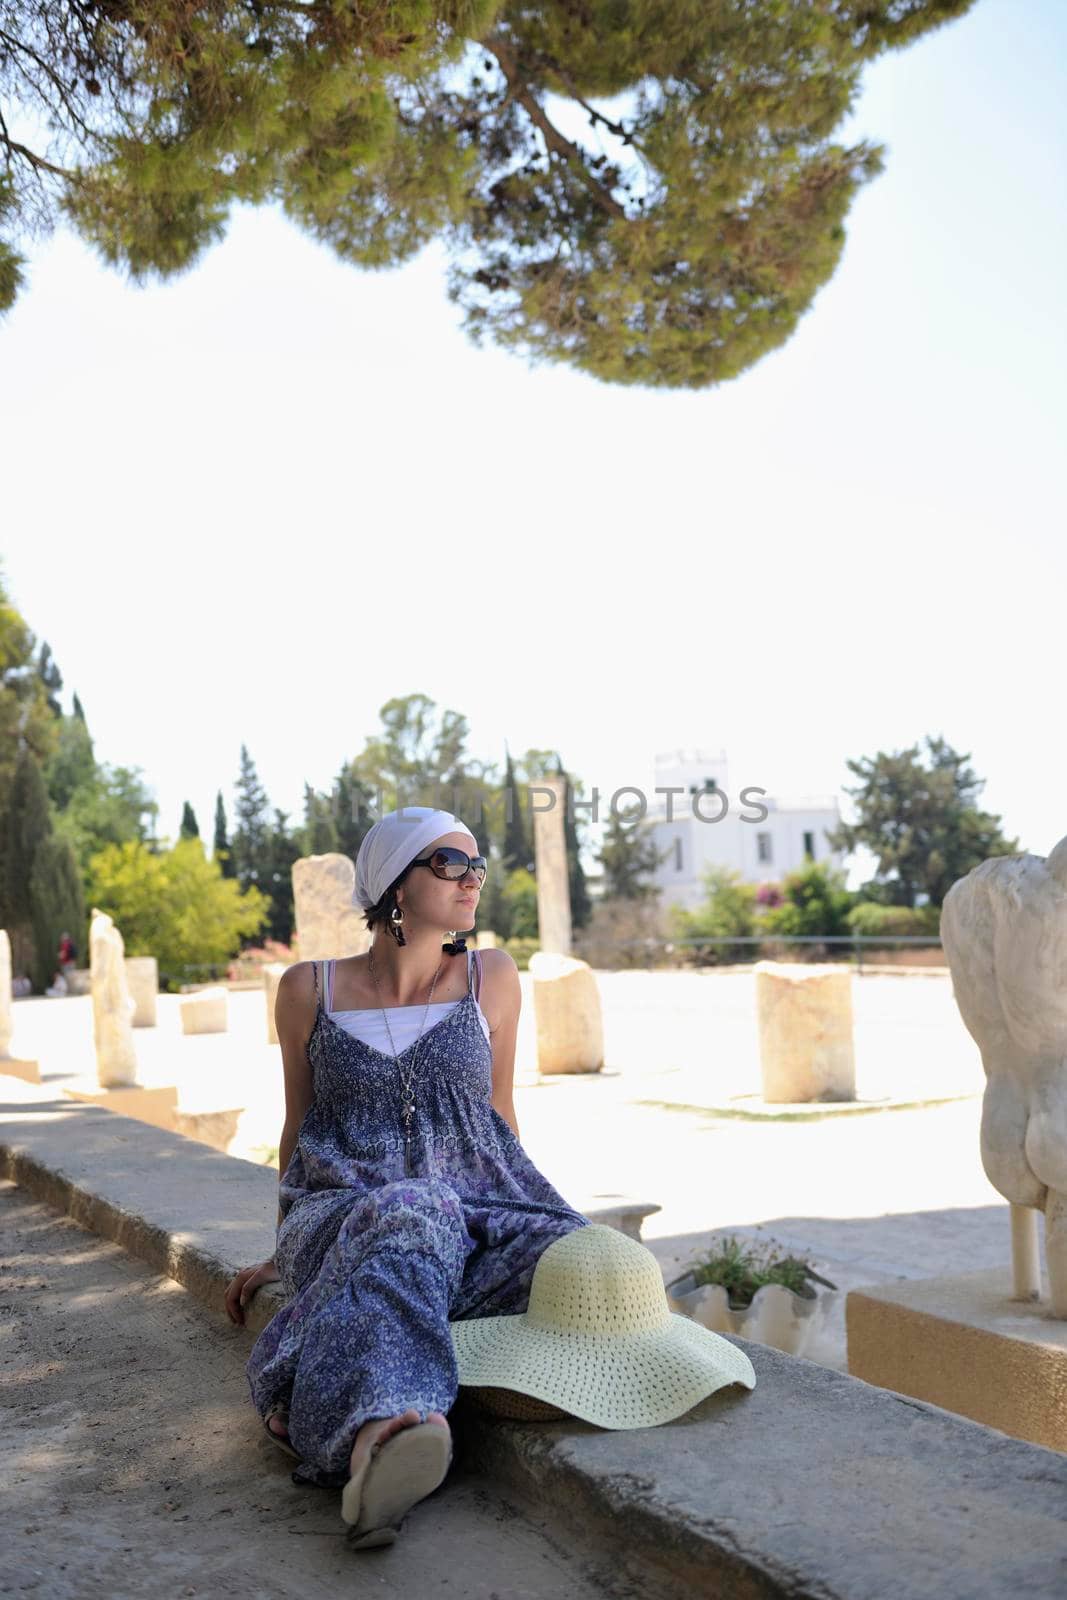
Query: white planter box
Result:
<box><xmin>667</xmin><ymin>1273</ymin><xmax>838</xmax><ymax>1360</ymax></box>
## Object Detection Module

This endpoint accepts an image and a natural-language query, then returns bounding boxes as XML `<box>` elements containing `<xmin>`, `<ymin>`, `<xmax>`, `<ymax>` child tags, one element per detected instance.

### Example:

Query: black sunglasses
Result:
<box><xmin>411</xmin><ymin>847</ymin><xmax>488</xmax><ymax>884</ymax></box>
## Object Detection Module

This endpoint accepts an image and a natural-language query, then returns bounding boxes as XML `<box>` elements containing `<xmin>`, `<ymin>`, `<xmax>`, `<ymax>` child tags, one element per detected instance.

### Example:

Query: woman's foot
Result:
<box><xmin>267</xmin><ymin>1414</ymin><xmax>291</xmax><ymax>1444</ymax></box>
<box><xmin>349</xmin><ymin>1408</ymin><xmax>449</xmax><ymax>1477</ymax></box>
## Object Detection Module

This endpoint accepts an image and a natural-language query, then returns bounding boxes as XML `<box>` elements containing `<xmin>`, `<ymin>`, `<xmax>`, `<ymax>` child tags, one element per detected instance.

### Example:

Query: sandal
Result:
<box><xmin>341</xmin><ymin>1421</ymin><xmax>453</xmax><ymax>1550</ymax></box>
<box><xmin>263</xmin><ymin>1405</ymin><xmax>301</xmax><ymax>1461</ymax></box>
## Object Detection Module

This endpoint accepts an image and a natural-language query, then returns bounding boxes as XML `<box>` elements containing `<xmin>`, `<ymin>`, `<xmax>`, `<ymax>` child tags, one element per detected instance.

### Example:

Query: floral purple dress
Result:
<box><xmin>245</xmin><ymin>947</ymin><xmax>589</xmax><ymax>1487</ymax></box>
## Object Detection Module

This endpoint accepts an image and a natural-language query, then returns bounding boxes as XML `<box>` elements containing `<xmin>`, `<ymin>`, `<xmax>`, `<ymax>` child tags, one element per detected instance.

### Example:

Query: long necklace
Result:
<box><xmin>367</xmin><ymin>947</ymin><xmax>443</xmax><ymax>1175</ymax></box>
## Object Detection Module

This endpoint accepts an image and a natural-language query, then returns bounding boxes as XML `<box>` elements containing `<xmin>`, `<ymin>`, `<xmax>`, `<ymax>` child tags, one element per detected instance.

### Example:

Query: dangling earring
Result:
<box><xmin>389</xmin><ymin>904</ymin><xmax>406</xmax><ymax>947</ymax></box>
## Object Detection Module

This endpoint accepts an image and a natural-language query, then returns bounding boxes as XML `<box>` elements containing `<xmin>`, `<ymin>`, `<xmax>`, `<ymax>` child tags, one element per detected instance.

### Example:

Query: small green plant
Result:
<box><xmin>687</xmin><ymin>1235</ymin><xmax>836</xmax><ymax>1309</ymax></box>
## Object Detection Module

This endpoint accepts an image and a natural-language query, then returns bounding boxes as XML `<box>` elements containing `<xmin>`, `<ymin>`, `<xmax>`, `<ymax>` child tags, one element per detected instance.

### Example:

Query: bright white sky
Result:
<box><xmin>2</xmin><ymin>0</ymin><xmax>1064</xmax><ymax>889</ymax></box>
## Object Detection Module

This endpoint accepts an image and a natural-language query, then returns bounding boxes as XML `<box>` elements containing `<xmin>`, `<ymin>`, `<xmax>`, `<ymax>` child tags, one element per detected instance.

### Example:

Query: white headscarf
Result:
<box><xmin>353</xmin><ymin>807</ymin><xmax>478</xmax><ymax>911</ymax></box>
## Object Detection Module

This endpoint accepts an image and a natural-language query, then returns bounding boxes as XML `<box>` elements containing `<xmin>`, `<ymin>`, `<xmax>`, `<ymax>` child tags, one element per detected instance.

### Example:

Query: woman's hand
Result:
<box><xmin>225</xmin><ymin>1259</ymin><xmax>281</xmax><ymax>1326</ymax></box>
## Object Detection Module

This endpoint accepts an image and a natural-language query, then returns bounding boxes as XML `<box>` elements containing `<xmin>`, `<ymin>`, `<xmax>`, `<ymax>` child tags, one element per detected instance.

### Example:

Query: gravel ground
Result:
<box><xmin>0</xmin><ymin>1180</ymin><xmax>622</xmax><ymax>1600</ymax></box>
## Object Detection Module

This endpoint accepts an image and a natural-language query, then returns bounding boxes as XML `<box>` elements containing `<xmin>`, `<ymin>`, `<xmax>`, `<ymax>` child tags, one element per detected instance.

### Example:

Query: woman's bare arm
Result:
<box><xmin>273</xmin><ymin>961</ymin><xmax>318</xmax><ymax>1230</ymax></box>
<box><xmin>484</xmin><ymin>950</ymin><xmax>522</xmax><ymax>1139</ymax></box>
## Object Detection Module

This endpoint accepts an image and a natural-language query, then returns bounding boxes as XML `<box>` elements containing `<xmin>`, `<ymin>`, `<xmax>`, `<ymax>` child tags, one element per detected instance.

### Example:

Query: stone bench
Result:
<box><xmin>2</xmin><ymin>1078</ymin><xmax>1065</xmax><ymax>1599</ymax></box>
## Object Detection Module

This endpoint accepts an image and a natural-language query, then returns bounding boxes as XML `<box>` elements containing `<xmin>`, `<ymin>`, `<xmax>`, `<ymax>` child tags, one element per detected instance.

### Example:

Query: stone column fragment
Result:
<box><xmin>755</xmin><ymin>961</ymin><xmax>856</xmax><ymax>1104</ymax></box>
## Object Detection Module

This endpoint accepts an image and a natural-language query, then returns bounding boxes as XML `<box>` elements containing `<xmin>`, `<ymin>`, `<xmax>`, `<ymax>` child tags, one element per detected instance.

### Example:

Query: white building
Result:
<box><xmin>640</xmin><ymin>750</ymin><xmax>845</xmax><ymax>914</ymax></box>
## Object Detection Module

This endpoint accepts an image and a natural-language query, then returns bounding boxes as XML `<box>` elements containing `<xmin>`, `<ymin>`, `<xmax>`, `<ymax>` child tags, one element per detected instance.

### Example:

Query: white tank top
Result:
<box><xmin>325</xmin><ymin>954</ymin><xmax>491</xmax><ymax>1058</ymax></box>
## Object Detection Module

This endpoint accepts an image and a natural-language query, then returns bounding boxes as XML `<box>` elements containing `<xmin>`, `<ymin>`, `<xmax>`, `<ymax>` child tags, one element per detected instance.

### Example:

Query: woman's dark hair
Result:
<box><xmin>361</xmin><ymin>860</ymin><xmax>466</xmax><ymax>955</ymax></box>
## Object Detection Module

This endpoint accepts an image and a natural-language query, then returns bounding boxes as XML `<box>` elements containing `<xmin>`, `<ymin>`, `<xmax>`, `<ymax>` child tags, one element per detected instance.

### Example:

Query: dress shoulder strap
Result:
<box><xmin>468</xmin><ymin>947</ymin><xmax>482</xmax><ymax>1002</ymax></box>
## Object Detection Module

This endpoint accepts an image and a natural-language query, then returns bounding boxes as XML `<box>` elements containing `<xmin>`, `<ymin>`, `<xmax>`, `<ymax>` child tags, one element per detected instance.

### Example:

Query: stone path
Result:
<box><xmin>0</xmin><ymin>1179</ymin><xmax>619</xmax><ymax>1600</ymax></box>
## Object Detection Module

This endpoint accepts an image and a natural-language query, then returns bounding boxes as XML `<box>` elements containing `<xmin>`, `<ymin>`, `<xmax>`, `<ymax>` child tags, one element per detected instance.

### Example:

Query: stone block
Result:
<box><xmin>0</xmin><ymin>1057</ymin><xmax>41</xmax><ymax>1084</ymax></box>
<box><xmin>755</xmin><ymin>960</ymin><xmax>856</xmax><ymax>1102</ymax></box>
<box><xmin>292</xmin><ymin>853</ymin><xmax>369</xmax><ymax>961</ymax></box>
<box><xmin>846</xmin><ymin>1267</ymin><xmax>1067</xmax><ymax>1452</ymax></box>
<box><xmin>171</xmin><ymin>1106</ymin><xmax>243</xmax><ymax>1154</ymax></box>
<box><xmin>62</xmin><ymin>1081</ymin><xmax>179</xmax><ymax>1133</ymax></box>
<box><xmin>529</xmin><ymin>951</ymin><xmax>604</xmax><ymax>1074</ymax></box>
<box><xmin>263</xmin><ymin>962</ymin><xmax>288</xmax><ymax>1046</ymax></box>
<box><xmin>124</xmin><ymin>956</ymin><xmax>159</xmax><ymax>1027</ymax></box>
<box><xmin>179</xmin><ymin>987</ymin><xmax>229</xmax><ymax>1035</ymax></box>
<box><xmin>582</xmin><ymin>1199</ymin><xmax>661</xmax><ymax>1241</ymax></box>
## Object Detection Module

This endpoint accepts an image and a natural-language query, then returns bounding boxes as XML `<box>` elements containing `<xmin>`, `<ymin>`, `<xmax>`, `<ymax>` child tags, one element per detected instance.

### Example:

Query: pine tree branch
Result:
<box><xmin>485</xmin><ymin>33</ymin><xmax>626</xmax><ymax>222</ymax></box>
<box><xmin>0</xmin><ymin>129</ymin><xmax>74</xmax><ymax>180</ymax></box>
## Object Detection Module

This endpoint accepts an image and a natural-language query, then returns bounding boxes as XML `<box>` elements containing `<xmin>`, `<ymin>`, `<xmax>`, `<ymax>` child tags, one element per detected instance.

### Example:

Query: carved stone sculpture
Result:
<box><xmin>940</xmin><ymin>835</ymin><xmax>1067</xmax><ymax>1315</ymax></box>
<box><xmin>89</xmin><ymin>908</ymin><xmax>138</xmax><ymax>1087</ymax></box>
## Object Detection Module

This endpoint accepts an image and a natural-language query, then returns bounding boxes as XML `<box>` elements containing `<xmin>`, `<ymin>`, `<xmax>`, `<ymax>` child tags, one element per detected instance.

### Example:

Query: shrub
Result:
<box><xmin>502</xmin><ymin>867</ymin><xmax>538</xmax><ymax>940</ymax></box>
<box><xmin>667</xmin><ymin>864</ymin><xmax>758</xmax><ymax>965</ymax></box>
<box><xmin>573</xmin><ymin>895</ymin><xmax>669</xmax><ymax>970</ymax></box>
<box><xmin>846</xmin><ymin>902</ymin><xmax>941</xmax><ymax>938</ymax></box>
<box><xmin>226</xmin><ymin>939</ymin><xmax>296</xmax><ymax>981</ymax></box>
<box><xmin>687</xmin><ymin>1235</ymin><xmax>836</xmax><ymax>1309</ymax></box>
<box><xmin>503</xmin><ymin>936</ymin><xmax>539</xmax><ymax>971</ymax></box>
<box><xmin>759</xmin><ymin>861</ymin><xmax>854</xmax><ymax>942</ymax></box>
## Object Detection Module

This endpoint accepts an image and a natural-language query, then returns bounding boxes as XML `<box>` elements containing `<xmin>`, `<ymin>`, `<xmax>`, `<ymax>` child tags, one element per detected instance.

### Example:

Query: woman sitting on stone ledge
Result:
<box><xmin>224</xmin><ymin>806</ymin><xmax>590</xmax><ymax>1550</ymax></box>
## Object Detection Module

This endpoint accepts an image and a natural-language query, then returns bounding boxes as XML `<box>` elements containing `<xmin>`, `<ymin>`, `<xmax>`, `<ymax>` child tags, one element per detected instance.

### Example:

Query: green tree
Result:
<box><xmin>179</xmin><ymin>801</ymin><xmax>200</xmax><ymax>840</ymax></box>
<box><xmin>501</xmin><ymin>747</ymin><xmax>530</xmax><ymax>873</ymax></box>
<box><xmin>668</xmin><ymin>864</ymin><xmax>758</xmax><ymax>965</ymax></box>
<box><xmin>0</xmin><ymin>563</ymin><xmax>59</xmax><ymax>801</ymax></box>
<box><xmin>231</xmin><ymin>745</ymin><xmax>271</xmax><ymax>890</ymax></box>
<box><xmin>0</xmin><ymin>2</ymin><xmax>978</xmax><ymax>388</ymax></box>
<box><xmin>263</xmin><ymin>808</ymin><xmax>300</xmax><ymax>944</ymax></box>
<box><xmin>760</xmin><ymin>861</ymin><xmax>854</xmax><ymax>939</ymax></box>
<box><xmin>828</xmin><ymin>736</ymin><xmax>1020</xmax><ymax>908</ymax></box>
<box><xmin>87</xmin><ymin>836</ymin><xmax>269</xmax><ymax>990</ymax></box>
<box><xmin>29</xmin><ymin>834</ymin><xmax>85</xmax><ymax>992</ymax></box>
<box><xmin>213</xmin><ymin>790</ymin><xmax>235</xmax><ymax>879</ymax></box>
<box><xmin>301</xmin><ymin>782</ymin><xmax>339</xmax><ymax>857</ymax></box>
<box><xmin>52</xmin><ymin>764</ymin><xmax>159</xmax><ymax>873</ymax></box>
<box><xmin>35</xmin><ymin>640</ymin><xmax>63</xmax><ymax>718</ymax></box>
<box><xmin>333</xmin><ymin>764</ymin><xmax>377</xmax><ymax>862</ymax></box>
<box><xmin>597</xmin><ymin>811</ymin><xmax>667</xmax><ymax>900</ymax></box>
<box><xmin>43</xmin><ymin>706</ymin><xmax>96</xmax><ymax>812</ymax></box>
<box><xmin>0</xmin><ymin>748</ymin><xmax>52</xmax><ymax>979</ymax></box>
<box><xmin>558</xmin><ymin>759</ymin><xmax>592</xmax><ymax>932</ymax></box>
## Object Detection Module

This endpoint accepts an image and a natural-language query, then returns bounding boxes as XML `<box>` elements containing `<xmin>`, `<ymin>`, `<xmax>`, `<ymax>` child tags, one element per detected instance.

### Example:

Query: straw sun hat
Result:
<box><xmin>451</xmin><ymin>1224</ymin><xmax>756</xmax><ymax>1429</ymax></box>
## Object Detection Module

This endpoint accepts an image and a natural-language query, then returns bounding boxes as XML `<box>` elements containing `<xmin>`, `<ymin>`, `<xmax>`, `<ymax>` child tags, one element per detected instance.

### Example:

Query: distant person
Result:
<box><xmin>58</xmin><ymin>932</ymin><xmax>77</xmax><ymax>973</ymax></box>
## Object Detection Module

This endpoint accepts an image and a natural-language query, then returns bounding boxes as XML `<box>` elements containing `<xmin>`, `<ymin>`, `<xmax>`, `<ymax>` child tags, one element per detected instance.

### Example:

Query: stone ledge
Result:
<box><xmin>3</xmin><ymin>1084</ymin><xmax>1067</xmax><ymax>1598</ymax></box>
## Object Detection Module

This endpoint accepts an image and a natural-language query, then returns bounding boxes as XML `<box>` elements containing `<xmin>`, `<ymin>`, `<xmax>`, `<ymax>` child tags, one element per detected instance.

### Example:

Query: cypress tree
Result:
<box><xmin>558</xmin><ymin>759</ymin><xmax>592</xmax><ymax>931</ymax></box>
<box><xmin>180</xmin><ymin>801</ymin><xmax>200</xmax><ymax>839</ymax></box>
<box><xmin>36</xmin><ymin>641</ymin><xmax>63</xmax><ymax>717</ymax></box>
<box><xmin>502</xmin><ymin>748</ymin><xmax>530</xmax><ymax>874</ymax></box>
<box><xmin>231</xmin><ymin>745</ymin><xmax>270</xmax><ymax>890</ymax></box>
<box><xmin>213</xmin><ymin>790</ymin><xmax>235</xmax><ymax>879</ymax></box>
<box><xmin>264</xmin><ymin>808</ymin><xmax>300</xmax><ymax>944</ymax></box>
<box><xmin>1</xmin><ymin>750</ymin><xmax>54</xmax><ymax>983</ymax></box>
<box><xmin>30</xmin><ymin>834</ymin><xmax>85</xmax><ymax>992</ymax></box>
<box><xmin>302</xmin><ymin>783</ymin><xmax>338</xmax><ymax>856</ymax></box>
